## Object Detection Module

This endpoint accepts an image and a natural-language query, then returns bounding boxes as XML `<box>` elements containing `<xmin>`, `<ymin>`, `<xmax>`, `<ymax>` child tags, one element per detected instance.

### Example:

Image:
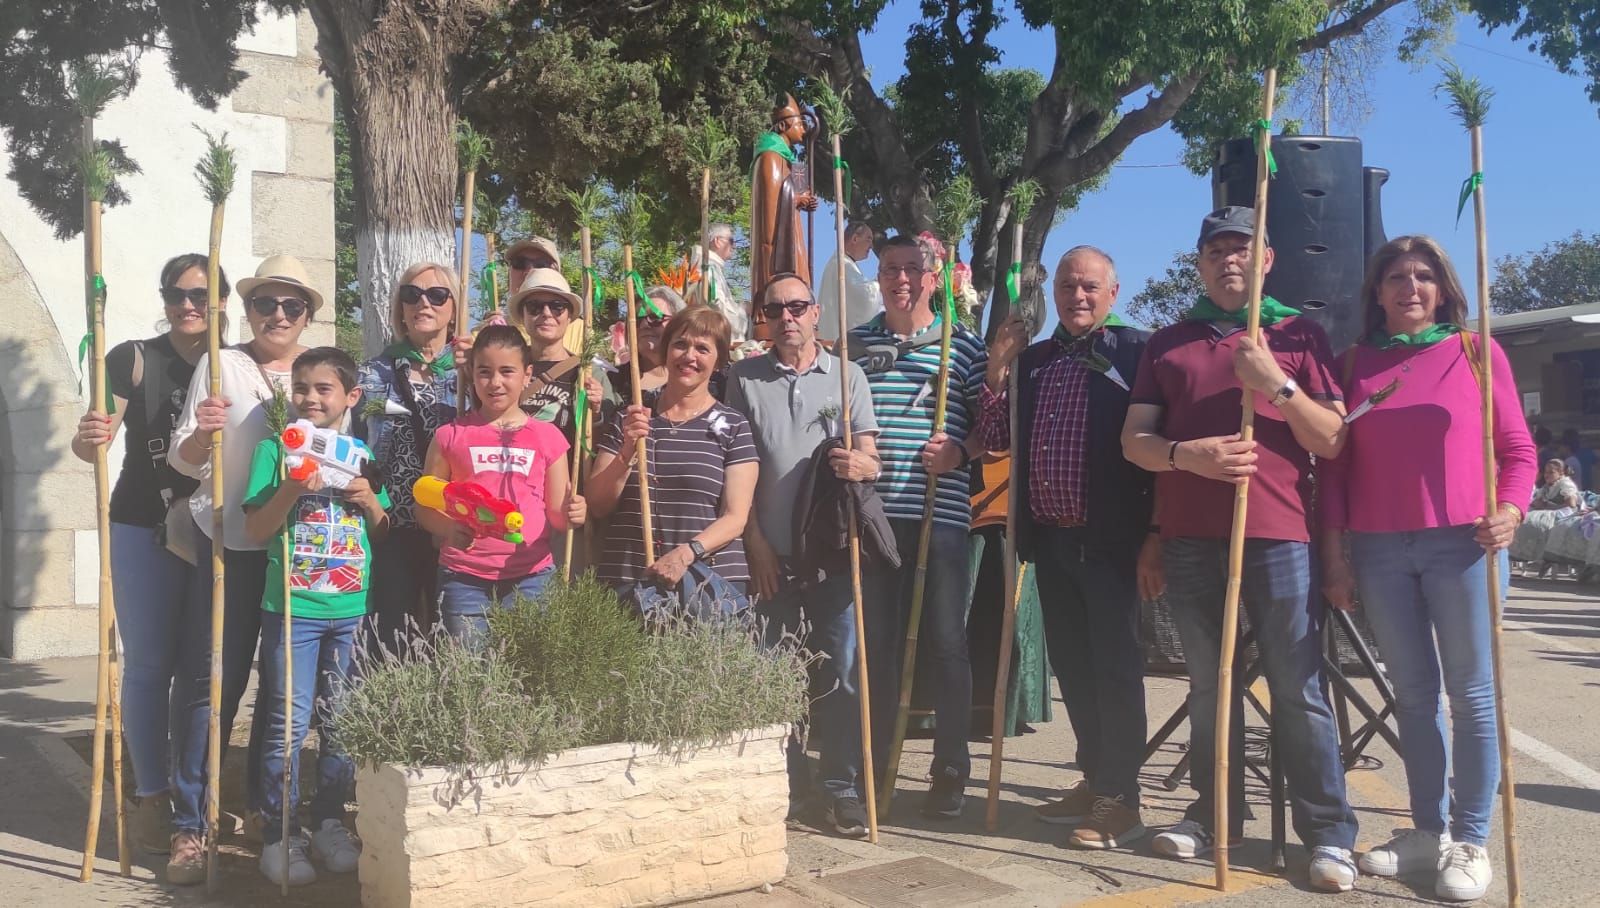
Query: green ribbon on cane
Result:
<box><xmin>581</xmin><ymin>265</ymin><xmax>604</xmax><ymax>315</ymax></box>
<box><xmin>78</xmin><ymin>274</ymin><xmax>115</xmax><ymax>415</ymax></box>
<box><xmin>628</xmin><ymin>271</ymin><xmax>663</xmax><ymax>318</ymax></box>
<box><xmin>1004</xmin><ymin>261</ymin><xmax>1022</xmax><ymax>307</ymax></box>
<box><xmin>1456</xmin><ymin>171</ymin><xmax>1483</xmax><ymax>227</ymax></box>
<box><xmin>572</xmin><ymin>383</ymin><xmax>594</xmax><ymax>455</ymax></box>
<box><xmin>832</xmin><ymin>155</ymin><xmax>853</xmax><ymax>209</ymax></box>
<box><xmin>1249</xmin><ymin>118</ymin><xmax>1277</xmax><ymax>177</ymax></box>
<box><xmin>479</xmin><ymin>261</ymin><xmax>501</xmax><ymax>303</ymax></box>
<box><xmin>940</xmin><ymin>261</ymin><xmax>956</xmax><ymax>325</ymax></box>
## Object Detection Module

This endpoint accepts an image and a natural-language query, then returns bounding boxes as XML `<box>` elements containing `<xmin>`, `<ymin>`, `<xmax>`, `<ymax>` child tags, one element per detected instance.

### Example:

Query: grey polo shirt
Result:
<box><xmin>727</xmin><ymin>347</ymin><xmax>879</xmax><ymax>558</ymax></box>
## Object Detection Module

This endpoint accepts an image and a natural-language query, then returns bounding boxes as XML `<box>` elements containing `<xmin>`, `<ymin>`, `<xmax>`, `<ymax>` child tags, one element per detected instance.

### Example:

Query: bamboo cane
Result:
<box><xmin>579</xmin><ymin>225</ymin><xmax>596</xmax><ymax>561</ymax></box>
<box><xmin>986</xmin><ymin>216</ymin><xmax>1029</xmax><ymax>831</ymax></box>
<box><xmin>830</xmin><ymin>132</ymin><xmax>879</xmax><ymax>842</ymax></box>
<box><xmin>623</xmin><ymin>243</ymin><xmax>656</xmax><ymax>563</ymax></box>
<box><xmin>1214</xmin><ymin>67</ymin><xmax>1276</xmax><ymax>892</ymax></box>
<box><xmin>879</xmin><ymin>243</ymin><xmax>958</xmax><ymax>818</ymax></box>
<box><xmin>1465</xmin><ymin>109</ymin><xmax>1523</xmax><ymax>908</ymax></box>
<box><xmin>699</xmin><ymin>167</ymin><xmax>712</xmax><ymax>305</ymax></box>
<box><xmin>194</xmin><ymin>128</ymin><xmax>237</xmax><ymax>895</ymax></box>
<box><xmin>279</xmin><ymin>463</ymin><xmax>293</xmax><ymax>897</ymax></box>
<box><xmin>487</xmin><ymin>233</ymin><xmax>500</xmax><ymax>314</ymax></box>
<box><xmin>457</xmin><ymin>166</ymin><xmax>477</xmax><ymax>413</ymax></box>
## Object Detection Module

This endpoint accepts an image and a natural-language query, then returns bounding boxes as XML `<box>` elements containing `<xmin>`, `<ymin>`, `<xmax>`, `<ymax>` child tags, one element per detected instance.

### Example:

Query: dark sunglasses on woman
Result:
<box><xmin>523</xmin><ymin>298</ymin><xmax>571</xmax><ymax>317</ymax></box>
<box><xmin>160</xmin><ymin>287</ymin><xmax>210</xmax><ymax>308</ymax></box>
<box><xmin>399</xmin><ymin>284</ymin><xmax>453</xmax><ymax>307</ymax></box>
<box><xmin>760</xmin><ymin>300</ymin><xmax>812</xmax><ymax>319</ymax></box>
<box><xmin>249</xmin><ymin>296</ymin><xmax>309</xmax><ymax>320</ymax></box>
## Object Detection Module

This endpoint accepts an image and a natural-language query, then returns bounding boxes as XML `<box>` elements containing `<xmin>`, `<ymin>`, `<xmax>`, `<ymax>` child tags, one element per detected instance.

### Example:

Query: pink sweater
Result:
<box><xmin>1321</xmin><ymin>333</ymin><xmax>1536</xmax><ymax>533</ymax></box>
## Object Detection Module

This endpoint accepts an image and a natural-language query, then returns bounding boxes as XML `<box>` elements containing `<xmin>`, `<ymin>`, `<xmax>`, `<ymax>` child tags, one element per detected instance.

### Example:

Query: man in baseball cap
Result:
<box><xmin>503</xmin><ymin>236</ymin><xmax>562</xmax><ymax>303</ymax></box>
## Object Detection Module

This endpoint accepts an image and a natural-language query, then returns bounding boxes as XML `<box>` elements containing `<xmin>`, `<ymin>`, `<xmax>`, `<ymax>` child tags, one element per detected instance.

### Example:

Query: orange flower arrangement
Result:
<box><xmin>655</xmin><ymin>258</ymin><xmax>702</xmax><ymax>297</ymax></box>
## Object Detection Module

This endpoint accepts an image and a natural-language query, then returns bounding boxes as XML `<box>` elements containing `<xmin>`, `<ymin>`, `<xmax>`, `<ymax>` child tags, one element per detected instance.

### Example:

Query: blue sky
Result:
<box><xmin>805</xmin><ymin>2</ymin><xmax>1600</xmax><ymax>330</ymax></box>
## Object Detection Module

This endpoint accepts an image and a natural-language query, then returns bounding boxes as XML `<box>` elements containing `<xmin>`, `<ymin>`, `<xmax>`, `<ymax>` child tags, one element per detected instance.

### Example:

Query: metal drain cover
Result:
<box><xmin>818</xmin><ymin>856</ymin><xmax>1018</xmax><ymax>907</ymax></box>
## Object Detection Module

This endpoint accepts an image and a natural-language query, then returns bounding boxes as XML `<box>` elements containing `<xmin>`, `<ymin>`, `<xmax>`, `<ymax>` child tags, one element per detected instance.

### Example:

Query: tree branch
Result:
<box><xmin>939</xmin><ymin>0</ymin><xmax>996</xmax><ymax>197</ymax></box>
<box><xmin>1299</xmin><ymin>0</ymin><xmax>1408</xmax><ymax>53</ymax></box>
<box><xmin>1042</xmin><ymin>69</ymin><xmax>1204</xmax><ymax>187</ymax></box>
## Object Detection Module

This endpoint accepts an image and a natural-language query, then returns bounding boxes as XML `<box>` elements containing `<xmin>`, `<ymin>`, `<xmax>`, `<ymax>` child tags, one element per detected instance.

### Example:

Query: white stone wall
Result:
<box><xmin>354</xmin><ymin>726</ymin><xmax>791</xmax><ymax>908</ymax></box>
<box><xmin>0</xmin><ymin>8</ymin><xmax>334</xmax><ymax>658</ymax></box>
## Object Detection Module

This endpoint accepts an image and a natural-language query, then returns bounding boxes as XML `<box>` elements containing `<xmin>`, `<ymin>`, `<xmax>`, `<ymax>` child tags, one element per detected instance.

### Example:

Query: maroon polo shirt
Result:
<box><xmin>1129</xmin><ymin>315</ymin><xmax>1340</xmax><ymax>543</ymax></box>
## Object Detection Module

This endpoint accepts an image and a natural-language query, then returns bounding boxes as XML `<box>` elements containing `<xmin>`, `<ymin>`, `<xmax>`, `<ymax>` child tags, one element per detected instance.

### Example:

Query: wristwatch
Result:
<box><xmin>1270</xmin><ymin>377</ymin><xmax>1299</xmax><ymax>408</ymax></box>
<box><xmin>688</xmin><ymin>539</ymin><xmax>707</xmax><ymax>562</ymax></box>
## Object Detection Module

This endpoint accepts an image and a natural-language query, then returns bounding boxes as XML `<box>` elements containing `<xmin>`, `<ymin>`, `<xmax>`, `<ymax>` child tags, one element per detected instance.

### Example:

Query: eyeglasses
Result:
<box><xmin>760</xmin><ymin>300</ymin><xmax>813</xmax><ymax>319</ymax></box>
<box><xmin>522</xmin><ymin>298</ymin><xmax>571</xmax><ymax>317</ymax></box>
<box><xmin>640</xmin><ymin>313</ymin><xmax>668</xmax><ymax>328</ymax></box>
<box><xmin>881</xmin><ymin>266</ymin><xmax>926</xmax><ymax>279</ymax></box>
<box><xmin>249</xmin><ymin>296</ymin><xmax>309</xmax><ymax>320</ymax></box>
<box><xmin>505</xmin><ymin>255</ymin><xmax>553</xmax><ymax>271</ymax></box>
<box><xmin>399</xmin><ymin>285</ymin><xmax>453</xmax><ymax>307</ymax></box>
<box><xmin>160</xmin><ymin>287</ymin><xmax>210</xmax><ymax>308</ymax></box>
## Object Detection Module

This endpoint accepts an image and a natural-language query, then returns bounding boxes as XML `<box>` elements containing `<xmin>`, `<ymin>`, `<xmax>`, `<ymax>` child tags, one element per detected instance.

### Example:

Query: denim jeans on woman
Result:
<box><xmin>437</xmin><ymin>566</ymin><xmax>555</xmax><ymax>649</ymax></box>
<box><xmin>172</xmin><ymin>547</ymin><xmax>269</xmax><ymax>834</ymax></box>
<box><xmin>1161</xmin><ymin>537</ymin><xmax>1357</xmax><ymax>848</ymax></box>
<box><xmin>1349</xmin><ymin>526</ymin><xmax>1506</xmax><ymax>847</ymax></box>
<box><xmin>110</xmin><ymin>522</ymin><xmax>198</xmax><ymax>799</ymax></box>
<box><xmin>257</xmin><ymin>612</ymin><xmax>361</xmax><ymax>845</ymax></box>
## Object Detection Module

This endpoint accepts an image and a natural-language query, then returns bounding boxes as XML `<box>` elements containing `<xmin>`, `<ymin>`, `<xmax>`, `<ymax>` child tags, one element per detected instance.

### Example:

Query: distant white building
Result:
<box><xmin>0</xmin><ymin>10</ymin><xmax>334</xmax><ymax>659</ymax></box>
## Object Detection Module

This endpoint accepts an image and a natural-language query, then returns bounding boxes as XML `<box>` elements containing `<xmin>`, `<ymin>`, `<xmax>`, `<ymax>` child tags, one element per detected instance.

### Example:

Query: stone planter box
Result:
<box><xmin>354</xmin><ymin>724</ymin><xmax>790</xmax><ymax>907</ymax></box>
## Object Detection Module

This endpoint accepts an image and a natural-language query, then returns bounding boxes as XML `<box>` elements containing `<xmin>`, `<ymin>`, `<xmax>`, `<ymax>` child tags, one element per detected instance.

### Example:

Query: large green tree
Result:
<box><xmin>1127</xmin><ymin>250</ymin><xmax>1203</xmax><ymax>330</ymax></box>
<box><xmin>1492</xmin><ymin>231</ymin><xmax>1600</xmax><ymax>314</ymax></box>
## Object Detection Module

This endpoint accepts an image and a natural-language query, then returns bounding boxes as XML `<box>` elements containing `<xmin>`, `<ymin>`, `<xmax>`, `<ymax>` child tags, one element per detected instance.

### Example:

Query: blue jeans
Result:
<box><xmin>1162</xmin><ymin>537</ymin><xmax>1356</xmax><ymax>848</ymax></box>
<box><xmin>172</xmin><ymin>547</ymin><xmax>269</xmax><ymax>834</ymax></box>
<box><xmin>110</xmin><ymin>522</ymin><xmax>198</xmax><ymax>798</ymax></box>
<box><xmin>865</xmin><ymin>519</ymin><xmax>972</xmax><ymax>780</ymax></box>
<box><xmin>257</xmin><ymin>612</ymin><xmax>361</xmax><ymax>845</ymax></box>
<box><xmin>438</xmin><ymin>566</ymin><xmax>554</xmax><ymax>648</ymax></box>
<box><xmin>1032</xmin><ymin>527</ymin><xmax>1148</xmax><ymax>804</ymax></box>
<box><xmin>758</xmin><ymin>575</ymin><xmax>870</xmax><ymax>802</ymax></box>
<box><xmin>1350</xmin><ymin>526</ymin><xmax>1506</xmax><ymax>846</ymax></box>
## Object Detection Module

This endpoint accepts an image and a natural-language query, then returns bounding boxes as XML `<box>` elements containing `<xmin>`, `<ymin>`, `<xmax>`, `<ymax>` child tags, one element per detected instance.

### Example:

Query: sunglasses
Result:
<box><xmin>761</xmin><ymin>300</ymin><xmax>813</xmax><ymax>320</ymax></box>
<box><xmin>249</xmin><ymin>296</ymin><xmax>309</xmax><ymax>321</ymax></box>
<box><xmin>160</xmin><ymin>287</ymin><xmax>210</xmax><ymax>308</ymax></box>
<box><xmin>399</xmin><ymin>284</ymin><xmax>453</xmax><ymax>307</ymax></box>
<box><xmin>505</xmin><ymin>255</ymin><xmax>553</xmax><ymax>271</ymax></box>
<box><xmin>522</xmin><ymin>298</ymin><xmax>571</xmax><ymax>317</ymax></box>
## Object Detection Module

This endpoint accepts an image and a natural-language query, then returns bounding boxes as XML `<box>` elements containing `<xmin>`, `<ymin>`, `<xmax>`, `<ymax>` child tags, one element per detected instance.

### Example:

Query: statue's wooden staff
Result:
<box><xmin>880</xmin><ymin>176</ymin><xmax>981</xmax><ymax>818</ymax></box>
<box><xmin>1442</xmin><ymin>62</ymin><xmax>1522</xmax><ymax>908</ymax></box>
<box><xmin>193</xmin><ymin>127</ymin><xmax>237</xmax><ymax>895</ymax></box>
<box><xmin>1214</xmin><ymin>67</ymin><xmax>1276</xmax><ymax>892</ymax></box>
<box><xmin>986</xmin><ymin>179</ymin><xmax>1041</xmax><ymax>831</ymax></box>
<box><xmin>74</xmin><ymin>58</ymin><xmax>132</xmax><ymax>882</ymax></box>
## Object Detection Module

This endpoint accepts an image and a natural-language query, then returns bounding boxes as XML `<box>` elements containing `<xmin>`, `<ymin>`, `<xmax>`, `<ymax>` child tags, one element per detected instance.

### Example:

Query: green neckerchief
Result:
<box><xmin>386</xmin><ymin>340</ymin><xmax>453</xmax><ymax>379</ymax></box>
<box><xmin>1184</xmin><ymin>294</ymin><xmax>1298</xmax><ymax>326</ymax></box>
<box><xmin>1050</xmin><ymin>314</ymin><xmax>1127</xmax><ymax>375</ymax></box>
<box><xmin>1366</xmin><ymin>322</ymin><xmax>1461</xmax><ymax>350</ymax></box>
<box><xmin>751</xmin><ymin>131</ymin><xmax>798</xmax><ymax>167</ymax></box>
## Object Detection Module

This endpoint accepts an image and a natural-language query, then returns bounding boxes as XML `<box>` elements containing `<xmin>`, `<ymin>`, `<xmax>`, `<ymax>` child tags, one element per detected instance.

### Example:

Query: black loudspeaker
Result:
<box><xmin>1212</xmin><ymin>136</ymin><xmax>1388</xmax><ymax>352</ymax></box>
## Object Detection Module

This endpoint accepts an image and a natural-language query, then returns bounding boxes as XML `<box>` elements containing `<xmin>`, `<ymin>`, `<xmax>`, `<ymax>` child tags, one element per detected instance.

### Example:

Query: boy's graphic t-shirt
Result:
<box><xmin>432</xmin><ymin>413</ymin><xmax>570</xmax><ymax>581</ymax></box>
<box><xmin>244</xmin><ymin>437</ymin><xmax>391</xmax><ymax>619</ymax></box>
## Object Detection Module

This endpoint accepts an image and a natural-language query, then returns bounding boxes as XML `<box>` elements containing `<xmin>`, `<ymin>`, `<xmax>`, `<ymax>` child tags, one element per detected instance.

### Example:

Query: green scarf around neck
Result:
<box><xmin>386</xmin><ymin>340</ymin><xmax>453</xmax><ymax>379</ymax></box>
<box><xmin>1366</xmin><ymin>322</ymin><xmax>1461</xmax><ymax>350</ymax></box>
<box><xmin>1185</xmin><ymin>295</ymin><xmax>1298</xmax><ymax>326</ymax></box>
<box><xmin>752</xmin><ymin>131</ymin><xmax>798</xmax><ymax>166</ymax></box>
<box><xmin>1050</xmin><ymin>313</ymin><xmax>1128</xmax><ymax>375</ymax></box>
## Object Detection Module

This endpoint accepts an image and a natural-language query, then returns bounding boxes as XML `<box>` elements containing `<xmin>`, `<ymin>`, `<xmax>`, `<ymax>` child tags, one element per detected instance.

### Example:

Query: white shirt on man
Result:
<box><xmin>817</xmin><ymin>253</ymin><xmax>881</xmax><ymax>342</ymax></box>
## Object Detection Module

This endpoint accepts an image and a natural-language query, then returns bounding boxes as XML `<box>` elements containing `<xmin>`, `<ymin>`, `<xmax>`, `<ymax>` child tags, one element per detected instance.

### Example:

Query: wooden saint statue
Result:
<box><xmin>750</xmin><ymin>93</ymin><xmax>817</xmax><ymax>339</ymax></box>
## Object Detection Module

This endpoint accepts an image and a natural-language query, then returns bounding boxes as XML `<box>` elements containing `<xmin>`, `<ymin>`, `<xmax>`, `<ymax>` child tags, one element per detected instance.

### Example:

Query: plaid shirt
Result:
<box><xmin>982</xmin><ymin>334</ymin><xmax>1093</xmax><ymax>526</ymax></box>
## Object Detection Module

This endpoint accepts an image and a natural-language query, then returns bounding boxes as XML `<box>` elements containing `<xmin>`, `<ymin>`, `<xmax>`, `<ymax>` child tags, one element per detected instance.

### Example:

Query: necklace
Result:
<box><xmin>660</xmin><ymin>397</ymin><xmax>713</xmax><ymax>433</ymax></box>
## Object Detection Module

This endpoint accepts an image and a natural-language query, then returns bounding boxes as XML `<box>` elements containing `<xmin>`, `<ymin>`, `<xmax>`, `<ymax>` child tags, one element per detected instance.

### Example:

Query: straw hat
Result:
<box><xmin>508</xmin><ymin>267</ymin><xmax>582</xmax><ymax>313</ymax></box>
<box><xmin>236</xmin><ymin>255</ymin><xmax>325</xmax><ymax>314</ymax></box>
<box><xmin>503</xmin><ymin>236</ymin><xmax>562</xmax><ymax>269</ymax></box>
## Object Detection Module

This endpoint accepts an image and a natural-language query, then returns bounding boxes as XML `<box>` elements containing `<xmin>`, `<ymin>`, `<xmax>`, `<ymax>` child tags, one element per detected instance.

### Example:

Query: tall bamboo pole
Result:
<box><xmin>879</xmin><ymin>242</ymin><xmax>958</xmax><ymax>818</ymax></box>
<box><xmin>561</xmin><ymin>226</ymin><xmax>591</xmax><ymax>582</ymax></box>
<box><xmin>193</xmin><ymin>129</ymin><xmax>236</xmax><ymax>895</ymax></box>
<box><xmin>829</xmin><ymin>132</ymin><xmax>878</xmax><ymax>842</ymax></box>
<box><xmin>487</xmin><ymin>233</ymin><xmax>500</xmax><ymax>314</ymax></box>
<box><xmin>578</xmin><ymin>224</ymin><xmax>597</xmax><ymax>563</ymax></box>
<box><xmin>1214</xmin><ymin>67</ymin><xmax>1276</xmax><ymax>892</ymax></box>
<box><xmin>279</xmin><ymin>464</ymin><xmax>293</xmax><ymax>896</ymax></box>
<box><xmin>699</xmin><ymin>168</ymin><xmax>712</xmax><ymax>304</ymax></box>
<box><xmin>622</xmin><ymin>242</ymin><xmax>656</xmax><ymax>563</ymax></box>
<box><xmin>457</xmin><ymin>166</ymin><xmax>477</xmax><ymax>413</ymax></box>
<box><xmin>1443</xmin><ymin>63</ymin><xmax>1522</xmax><ymax>907</ymax></box>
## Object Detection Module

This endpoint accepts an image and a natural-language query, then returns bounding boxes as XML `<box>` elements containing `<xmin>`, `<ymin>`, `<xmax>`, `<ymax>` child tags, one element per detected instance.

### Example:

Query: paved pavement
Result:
<box><xmin>3</xmin><ymin>576</ymin><xmax>1597</xmax><ymax>906</ymax></box>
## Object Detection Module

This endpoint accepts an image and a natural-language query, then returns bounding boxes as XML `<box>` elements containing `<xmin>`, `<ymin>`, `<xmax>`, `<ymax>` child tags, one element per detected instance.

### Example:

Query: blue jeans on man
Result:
<box><xmin>1032</xmin><ymin>526</ymin><xmax>1147</xmax><ymax>805</ymax></box>
<box><xmin>1349</xmin><ymin>526</ymin><xmax>1505</xmax><ymax>846</ymax></box>
<box><xmin>757</xmin><ymin>573</ymin><xmax>869</xmax><ymax>804</ymax></box>
<box><xmin>257</xmin><ymin>612</ymin><xmax>362</xmax><ymax>845</ymax></box>
<box><xmin>1161</xmin><ymin>537</ymin><xmax>1356</xmax><ymax>848</ymax></box>
<box><xmin>864</xmin><ymin>519</ymin><xmax>973</xmax><ymax>782</ymax></box>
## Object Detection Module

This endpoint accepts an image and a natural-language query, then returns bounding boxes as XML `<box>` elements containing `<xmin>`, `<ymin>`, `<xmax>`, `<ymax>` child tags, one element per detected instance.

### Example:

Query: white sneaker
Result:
<box><xmin>1359</xmin><ymin>828</ymin><xmax>1450</xmax><ymax>877</ymax></box>
<box><xmin>1436</xmin><ymin>842</ymin><xmax>1492</xmax><ymax>902</ymax></box>
<box><xmin>1151</xmin><ymin>819</ymin><xmax>1214</xmax><ymax>859</ymax></box>
<box><xmin>260</xmin><ymin>837</ymin><xmax>317</xmax><ymax>887</ymax></box>
<box><xmin>311</xmin><ymin>818</ymin><xmax>361</xmax><ymax>873</ymax></box>
<box><xmin>1309</xmin><ymin>845</ymin><xmax>1358</xmax><ymax>893</ymax></box>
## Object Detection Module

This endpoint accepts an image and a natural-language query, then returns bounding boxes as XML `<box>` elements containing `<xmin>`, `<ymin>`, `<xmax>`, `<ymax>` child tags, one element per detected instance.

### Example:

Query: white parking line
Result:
<box><xmin>1511</xmin><ymin>727</ymin><xmax>1600</xmax><ymax>791</ymax></box>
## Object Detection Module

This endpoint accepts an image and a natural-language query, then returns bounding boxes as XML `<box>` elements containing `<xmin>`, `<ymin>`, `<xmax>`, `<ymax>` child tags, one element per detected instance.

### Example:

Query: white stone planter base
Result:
<box><xmin>355</xmin><ymin>724</ymin><xmax>790</xmax><ymax>907</ymax></box>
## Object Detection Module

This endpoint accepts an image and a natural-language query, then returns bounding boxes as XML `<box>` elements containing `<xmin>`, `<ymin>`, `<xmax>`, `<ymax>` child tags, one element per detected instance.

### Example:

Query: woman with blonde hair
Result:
<box><xmin>1320</xmin><ymin>235</ymin><xmax>1536</xmax><ymax>901</ymax></box>
<box><xmin>356</xmin><ymin>261</ymin><xmax>461</xmax><ymax>643</ymax></box>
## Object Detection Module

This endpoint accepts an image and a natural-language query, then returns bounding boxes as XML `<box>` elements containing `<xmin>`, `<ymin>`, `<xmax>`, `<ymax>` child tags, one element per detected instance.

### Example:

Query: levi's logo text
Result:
<box><xmin>470</xmin><ymin>446</ymin><xmax>536</xmax><ymax>476</ymax></box>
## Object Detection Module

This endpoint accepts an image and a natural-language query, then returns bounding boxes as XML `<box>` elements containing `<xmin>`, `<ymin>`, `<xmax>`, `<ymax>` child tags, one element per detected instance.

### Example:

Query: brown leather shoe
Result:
<box><xmin>166</xmin><ymin>831</ymin><xmax>206</xmax><ymax>886</ymax></box>
<box><xmin>1068</xmin><ymin>796</ymin><xmax>1148</xmax><ymax>850</ymax></box>
<box><xmin>1033</xmin><ymin>780</ymin><xmax>1095</xmax><ymax>825</ymax></box>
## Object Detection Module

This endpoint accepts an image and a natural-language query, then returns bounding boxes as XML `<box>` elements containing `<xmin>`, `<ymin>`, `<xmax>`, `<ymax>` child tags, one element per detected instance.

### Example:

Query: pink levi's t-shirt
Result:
<box><xmin>433</xmin><ymin>414</ymin><xmax>570</xmax><ymax>581</ymax></box>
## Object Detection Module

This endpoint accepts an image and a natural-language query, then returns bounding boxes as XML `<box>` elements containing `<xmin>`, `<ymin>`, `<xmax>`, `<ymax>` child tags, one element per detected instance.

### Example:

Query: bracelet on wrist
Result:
<box><xmin>1168</xmin><ymin>440</ymin><xmax>1181</xmax><ymax>471</ymax></box>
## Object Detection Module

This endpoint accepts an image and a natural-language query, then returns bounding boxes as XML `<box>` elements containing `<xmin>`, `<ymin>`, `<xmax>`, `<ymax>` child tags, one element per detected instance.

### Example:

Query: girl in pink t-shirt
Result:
<box><xmin>420</xmin><ymin>325</ymin><xmax>586</xmax><ymax>644</ymax></box>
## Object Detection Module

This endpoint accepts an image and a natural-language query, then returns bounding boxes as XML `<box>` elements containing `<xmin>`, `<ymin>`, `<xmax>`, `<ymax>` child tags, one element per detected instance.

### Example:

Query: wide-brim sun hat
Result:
<box><xmin>236</xmin><ymin>254</ymin><xmax>326</xmax><ymax>314</ymax></box>
<box><xmin>508</xmin><ymin>267</ymin><xmax>582</xmax><ymax>312</ymax></box>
